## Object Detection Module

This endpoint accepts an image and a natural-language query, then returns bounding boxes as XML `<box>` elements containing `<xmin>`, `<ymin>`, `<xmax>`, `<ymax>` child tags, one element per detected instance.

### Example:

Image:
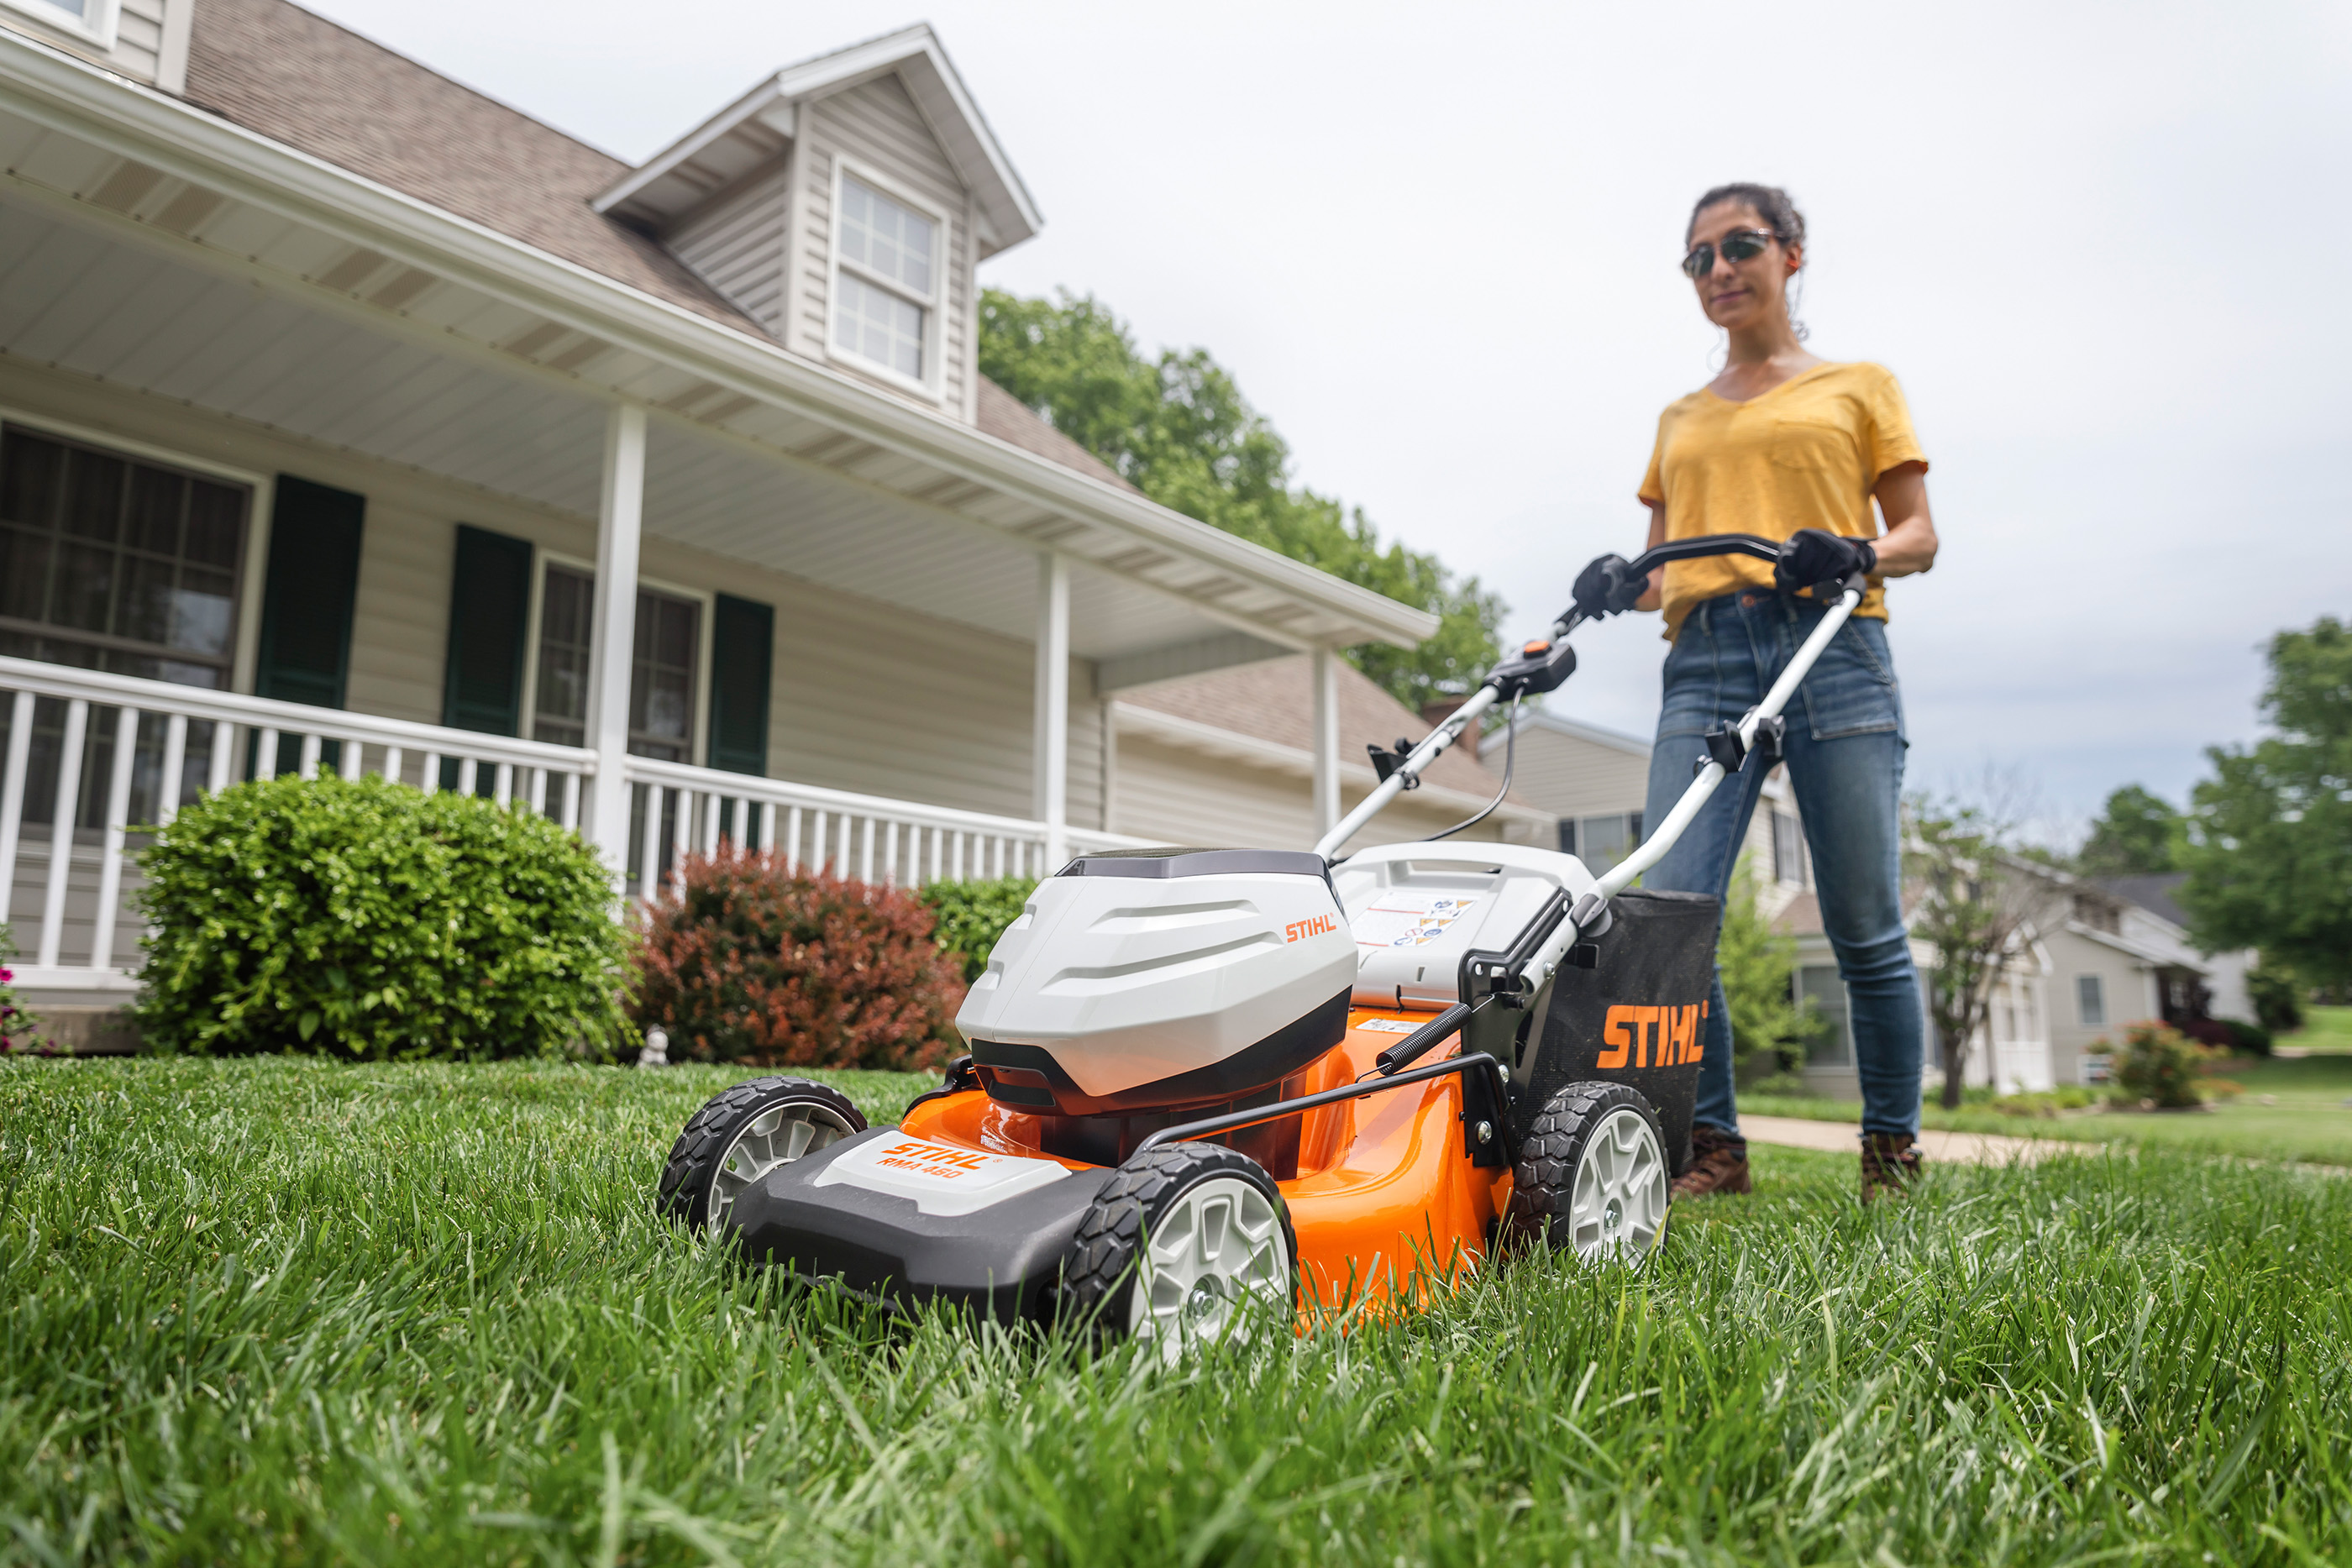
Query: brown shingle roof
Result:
<box><xmin>1121</xmin><ymin>654</ymin><xmax>1532</xmax><ymax>806</ymax></box>
<box><xmin>182</xmin><ymin>0</ymin><xmax>785</xmax><ymax>337</ymax></box>
<box><xmin>975</xmin><ymin>378</ymin><xmax>1137</xmax><ymax>492</ymax></box>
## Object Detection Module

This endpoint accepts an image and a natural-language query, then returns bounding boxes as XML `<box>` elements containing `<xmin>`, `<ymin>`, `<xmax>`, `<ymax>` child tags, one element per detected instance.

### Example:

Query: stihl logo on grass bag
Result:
<box><xmin>1284</xmin><ymin>914</ymin><xmax>1338</xmax><ymax>943</ymax></box>
<box><xmin>1596</xmin><ymin>1001</ymin><xmax>1709</xmax><ymax>1069</ymax></box>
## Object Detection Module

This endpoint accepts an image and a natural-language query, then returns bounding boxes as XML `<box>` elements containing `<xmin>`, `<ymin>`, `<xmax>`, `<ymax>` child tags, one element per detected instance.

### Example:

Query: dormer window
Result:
<box><xmin>830</xmin><ymin>168</ymin><xmax>942</xmax><ymax>391</ymax></box>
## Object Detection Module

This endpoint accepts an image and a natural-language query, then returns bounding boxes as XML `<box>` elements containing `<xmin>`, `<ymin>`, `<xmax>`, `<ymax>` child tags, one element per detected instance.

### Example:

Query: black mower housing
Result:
<box><xmin>727</xmin><ymin>1128</ymin><xmax>1113</xmax><ymax>1320</ymax></box>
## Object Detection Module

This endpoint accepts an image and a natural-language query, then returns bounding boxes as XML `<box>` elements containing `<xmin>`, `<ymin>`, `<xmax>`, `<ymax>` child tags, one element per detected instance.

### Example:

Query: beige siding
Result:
<box><xmin>0</xmin><ymin>0</ymin><xmax>166</xmax><ymax>84</ymax></box>
<box><xmin>1115</xmin><ymin>736</ymin><xmax>1521</xmax><ymax>855</ymax></box>
<box><xmin>1509</xmin><ymin>725</ymin><xmax>1649</xmax><ymax>821</ymax></box>
<box><xmin>0</xmin><ymin>355</ymin><xmax>1103</xmax><ymax>831</ymax></box>
<box><xmin>788</xmin><ymin>73</ymin><xmax>973</xmax><ymax>418</ymax></box>
<box><xmin>2044</xmin><ymin>930</ymin><xmax>2160</xmax><ymax>1087</ymax></box>
<box><xmin>664</xmin><ymin>163</ymin><xmax>792</xmax><ymax>333</ymax></box>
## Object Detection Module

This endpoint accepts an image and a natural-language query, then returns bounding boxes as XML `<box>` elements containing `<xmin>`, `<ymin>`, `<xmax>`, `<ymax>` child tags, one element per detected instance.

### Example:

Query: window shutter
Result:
<box><xmin>440</xmin><ymin>525</ymin><xmax>533</xmax><ymax>735</ymax></box>
<box><xmin>255</xmin><ymin>475</ymin><xmax>365</xmax><ymax>709</ymax></box>
<box><xmin>708</xmin><ymin>593</ymin><xmax>773</xmax><ymax>776</ymax></box>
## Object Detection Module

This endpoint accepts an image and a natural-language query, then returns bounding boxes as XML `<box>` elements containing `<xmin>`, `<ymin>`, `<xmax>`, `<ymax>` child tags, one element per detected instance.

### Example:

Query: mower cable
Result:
<box><xmin>1425</xmin><ymin>692</ymin><xmax>1521</xmax><ymax>843</ymax></box>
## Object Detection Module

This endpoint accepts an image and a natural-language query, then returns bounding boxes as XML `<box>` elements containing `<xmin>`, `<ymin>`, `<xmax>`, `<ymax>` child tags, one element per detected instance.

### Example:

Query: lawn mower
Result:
<box><xmin>657</xmin><ymin>535</ymin><xmax>1869</xmax><ymax>1349</ymax></box>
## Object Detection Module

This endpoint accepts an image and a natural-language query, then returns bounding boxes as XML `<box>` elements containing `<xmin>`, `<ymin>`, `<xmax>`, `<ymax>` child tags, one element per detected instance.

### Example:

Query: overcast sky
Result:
<box><xmin>313</xmin><ymin>0</ymin><xmax>2352</xmax><ymax>838</ymax></box>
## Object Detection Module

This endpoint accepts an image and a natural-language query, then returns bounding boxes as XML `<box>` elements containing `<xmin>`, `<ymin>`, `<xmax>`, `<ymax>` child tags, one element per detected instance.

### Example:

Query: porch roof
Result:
<box><xmin>0</xmin><ymin>22</ymin><xmax>1436</xmax><ymax>664</ymax></box>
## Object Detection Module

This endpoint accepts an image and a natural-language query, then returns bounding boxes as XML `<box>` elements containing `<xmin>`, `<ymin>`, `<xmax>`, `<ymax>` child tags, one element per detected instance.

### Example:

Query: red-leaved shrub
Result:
<box><xmin>629</xmin><ymin>851</ymin><xmax>965</xmax><ymax>1071</ymax></box>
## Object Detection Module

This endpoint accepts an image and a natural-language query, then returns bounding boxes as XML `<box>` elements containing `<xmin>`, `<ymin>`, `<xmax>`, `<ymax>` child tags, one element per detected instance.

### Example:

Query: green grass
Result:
<box><xmin>5</xmin><ymin>1058</ymin><xmax>2351</xmax><ymax>1565</ymax></box>
<box><xmin>2294</xmin><ymin>1004</ymin><xmax>2352</xmax><ymax>1053</ymax></box>
<box><xmin>1745</xmin><ymin>1051</ymin><xmax>2352</xmax><ymax>1165</ymax></box>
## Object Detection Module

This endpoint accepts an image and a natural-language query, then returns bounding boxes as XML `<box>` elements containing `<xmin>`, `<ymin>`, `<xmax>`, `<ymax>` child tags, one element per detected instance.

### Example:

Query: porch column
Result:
<box><xmin>1311</xmin><ymin>648</ymin><xmax>1341</xmax><ymax>841</ymax></box>
<box><xmin>1032</xmin><ymin>551</ymin><xmax>1069</xmax><ymax>869</ymax></box>
<box><xmin>583</xmin><ymin>404</ymin><xmax>647</xmax><ymax>872</ymax></box>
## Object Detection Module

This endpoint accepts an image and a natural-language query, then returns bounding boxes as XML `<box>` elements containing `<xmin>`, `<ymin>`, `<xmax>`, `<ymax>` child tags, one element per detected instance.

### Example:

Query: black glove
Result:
<box><xmin>1572</xmin><ymin>553</ymin><xmax>1649</xmax><ymax>618</ymax></box>
<box><xmin>1774</xmin><ymin>529</ymin><xmax>1877</xmax><ymax>595</ymax></box>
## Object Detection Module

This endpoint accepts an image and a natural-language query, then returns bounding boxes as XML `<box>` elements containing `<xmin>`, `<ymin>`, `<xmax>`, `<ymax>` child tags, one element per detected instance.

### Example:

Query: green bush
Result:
<box><xmin>1719</xmin><ymin>856</ymin><xmax>1815</xmax><ymax>1082</ymax></box>
<box><xmin>2106</xmin><ymin>1021</ymin><xmax>2218</xmax><ymax>1109</ymax></box>
<box><xmin>2219</xmin><ymin>1017</ymin><xmax>2272</xmax><ymax>1057</ymax></box>
<box><xmin>920</xmin><ymin>875</ymin><xmax>1038</xmax><ymax>983</ymax></box>
<box><xmin>2247</xmin><ymin>968</ymin><xmax>2304</xmax><ymax>1034</ymax></box>
<box><xmin>0</xmin><ymin>925</ymin><xmax>46</xmax><ymax>1054</ymax></box>
<box><xmin>137</xmin><ymin>775</ymin><xmax>629</xmax><ymax>1060</ymax></box>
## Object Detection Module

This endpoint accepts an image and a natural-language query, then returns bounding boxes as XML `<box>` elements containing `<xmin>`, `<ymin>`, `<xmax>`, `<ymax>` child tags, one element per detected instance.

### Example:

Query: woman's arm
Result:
<box><xmin>1870</xmin><ymin>461</ymin><xmax>1938</xmax><ymax>577</ymax></box>
<box><xmin>1634</xmin><ymin>500</ymin><xmax>1667</xmax><ymax>611</ymax></box>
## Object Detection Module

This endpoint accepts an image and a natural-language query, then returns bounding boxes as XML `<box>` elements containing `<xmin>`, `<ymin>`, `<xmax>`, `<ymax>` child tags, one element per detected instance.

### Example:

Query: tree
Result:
<box><xmin>978</xmin><ymin>288</ymin><xmax>1505</xmax><ymax>709</ymax></box>
<box><xmin>2178</xmin><ymin>616</ymin><xmax>2352</xmax><ymax>993</ymax></box>
<box><xmin>1715</xmin><ymin>855</ymin><xmax>1814</xmax><ymax>1080</ymax></box>
<box><xmin>1905</xmin><ymin>793</ymin><xmax>2065</xmax><ymax>1109</ymax></box>
<box><xmin>2077</xmin><ymin>784</ymin><xmax>2181</xmax><ymax>876</ymax></box>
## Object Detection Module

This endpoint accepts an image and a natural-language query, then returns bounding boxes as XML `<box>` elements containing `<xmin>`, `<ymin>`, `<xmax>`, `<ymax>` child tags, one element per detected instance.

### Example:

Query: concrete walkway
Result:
<box><xmin>1740</xmin><ymin>1114</ymin><xmax>2087</xmax><ymax>1166</ymax></box>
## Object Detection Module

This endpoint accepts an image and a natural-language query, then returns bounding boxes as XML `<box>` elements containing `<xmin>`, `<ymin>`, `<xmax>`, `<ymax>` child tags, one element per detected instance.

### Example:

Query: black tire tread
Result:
<box><xmin>1058</xmin><ymin>1142</ymin><xmax>1294</xmax><ymax>1336</ymax></box>
<box><xmin>656</xmin><ymin>1075</ymin><xmax>867</xmax><ymax>1228</ymax></box>
<box><xmin>1504</xmin><ymin>1079</ymin><xmax>1666</xmax><ymax>1251</ymax></box>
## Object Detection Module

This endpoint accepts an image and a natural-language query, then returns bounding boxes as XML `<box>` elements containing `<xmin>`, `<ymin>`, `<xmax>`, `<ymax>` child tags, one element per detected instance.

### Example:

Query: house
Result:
<box><xmin>1105</xmin><ymin>654</ymin><xmax>1551</xmax><ymax>853</ymax></box>
<box><xmin>2042</xmin><ymin>873</ymin><xmax>2256</xmax><ymax>1083</ymax></box>
<box><xmin>0</xmin><ymin>0</ymin><xmax>1439</xmax><ymax>1033</ymax></box>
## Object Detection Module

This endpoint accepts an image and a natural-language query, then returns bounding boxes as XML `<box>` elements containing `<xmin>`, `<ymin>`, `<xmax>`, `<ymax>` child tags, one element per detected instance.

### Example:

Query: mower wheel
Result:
<box><xmin>1505</xmin><ymin>1081</ymin><xmax>1669</xmax><ymax>1264</ymax></box>
<box><xmin>658</xmin><ymin>1077</ymin><xmax>866</xmax><ymax>1233</ymax></box>
<box><xmin>1059</xmin><ymin>1141</ymin><xmax>1296</xmax><ymax>1356</ymax></box>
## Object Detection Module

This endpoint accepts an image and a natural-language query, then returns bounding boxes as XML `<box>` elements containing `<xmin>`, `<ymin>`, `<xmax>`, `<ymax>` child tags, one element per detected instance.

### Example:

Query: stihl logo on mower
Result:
<box><xmin>876</xmin><ymin>1140</ymin><xmax>993</xmax><ymax>1178</ymax></box>
<box><xmin>1284</xmin><ymin>914</ymin><xmax>1337</xmax><ymax>943</ymax></box>
<box><xmin>1596</xmin><ymin>1002</ymin><xmax>1709</xmax><ymax>1069</ymax></box>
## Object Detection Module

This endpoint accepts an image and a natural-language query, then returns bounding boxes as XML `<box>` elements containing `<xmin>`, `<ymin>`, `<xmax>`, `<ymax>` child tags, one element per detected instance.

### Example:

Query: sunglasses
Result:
<box><xmin>1680</xmin><ymin>228</ymin><xmax>1777</xmax><ymax>281</ymax></box>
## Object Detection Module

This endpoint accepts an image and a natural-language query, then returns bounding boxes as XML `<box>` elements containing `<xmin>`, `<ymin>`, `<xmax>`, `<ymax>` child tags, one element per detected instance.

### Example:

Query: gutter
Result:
<box><xmin>0</xmin><ymin>30</ymin><xmax>1436</xmax><ymax>651</ymax></box>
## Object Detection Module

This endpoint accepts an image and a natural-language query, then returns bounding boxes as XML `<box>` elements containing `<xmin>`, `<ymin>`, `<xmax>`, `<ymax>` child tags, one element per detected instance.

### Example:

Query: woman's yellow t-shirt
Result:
<box><xmin>1638</xmin><ymin>361</ymin><xmax>1927</xmax><ymax>640</ymax></box>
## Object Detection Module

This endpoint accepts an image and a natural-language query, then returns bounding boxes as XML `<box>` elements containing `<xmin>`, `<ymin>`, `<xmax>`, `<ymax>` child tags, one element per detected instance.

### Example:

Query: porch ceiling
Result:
<box><xmin>0</xmin><ymin>38</ymin><xmax>1436</xmax><ymax>667</ymax></box>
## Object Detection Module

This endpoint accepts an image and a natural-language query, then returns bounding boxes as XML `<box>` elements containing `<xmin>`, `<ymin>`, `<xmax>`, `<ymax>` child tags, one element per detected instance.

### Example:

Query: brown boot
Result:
<box><xmin>1861</xmin><ymin>1133</ymin><xmax>1923</xmax><ymax>1202</ymax></box>
<box><xmin>1671</xmin><ymin>1125</ymin><xmax>1752</xmax><ymax>1199</ymax></box>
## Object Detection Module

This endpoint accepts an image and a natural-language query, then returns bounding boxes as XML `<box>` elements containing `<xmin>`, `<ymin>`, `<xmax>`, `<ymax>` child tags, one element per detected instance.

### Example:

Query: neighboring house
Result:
<box><xmin>0</xmin><ymin>0</ymin><xmax>1436</xmax><ymax>1027</ymax></box>
<box><xmin>2096</xmin><ymin>873</ymin><xmax>2255</xmax><ymax>1027</ymax></box>
<box><xmin>1105</xmin><ymin>654</ymin><xmax>1550</xmax><ymax>855</ymax></box>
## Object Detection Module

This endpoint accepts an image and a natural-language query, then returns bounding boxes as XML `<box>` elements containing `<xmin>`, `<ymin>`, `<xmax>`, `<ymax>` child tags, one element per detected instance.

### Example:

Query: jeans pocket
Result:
<box><xmin>1801</xmin><ymin>619</ymin><xmax>1904</xmax><ymax>741</ymax></box>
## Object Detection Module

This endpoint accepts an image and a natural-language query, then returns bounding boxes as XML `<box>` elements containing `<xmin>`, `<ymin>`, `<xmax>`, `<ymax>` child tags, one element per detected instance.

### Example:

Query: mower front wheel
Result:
<box><xmin>1505</xmin><ymin>1081</ymin><xmax>1669</xmax><ymax>1264</ymax></box>
<box><xmin>1059</xmin><ymin>1141</ymin><xmax>1296</xmax><ymax>1356</ymax></box>
<box><xmin>658</xmin><ymin>1076</ymin><xmax>866</xmax><ymax>1233</ymax></box>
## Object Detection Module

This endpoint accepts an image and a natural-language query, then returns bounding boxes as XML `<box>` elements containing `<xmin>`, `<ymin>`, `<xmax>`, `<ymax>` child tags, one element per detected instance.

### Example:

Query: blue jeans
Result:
<box><xmin>1640</xmin><ymin>591</ymin><xmax>1924</xmax><ymax>1141</ymax></box>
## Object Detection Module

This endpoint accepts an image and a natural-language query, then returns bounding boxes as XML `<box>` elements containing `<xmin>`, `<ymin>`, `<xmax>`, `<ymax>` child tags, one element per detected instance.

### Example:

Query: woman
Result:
<box><xmin>1605</xmin><ymin>182</ymin><xmax>1940</xmax><ymax>1201</ymax></box>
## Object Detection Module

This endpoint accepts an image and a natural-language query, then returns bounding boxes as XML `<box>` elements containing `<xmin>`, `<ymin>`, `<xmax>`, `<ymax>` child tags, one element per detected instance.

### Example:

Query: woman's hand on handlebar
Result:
<box><xmin>1774</xmin><ymin>528</ymin><xmax>1877</xmax><ymax>594</ymax></box>
<box><xmin>1572</xmin><ymin>553</ymin><xmax>1651</xmax><ymax>618</ymax></box>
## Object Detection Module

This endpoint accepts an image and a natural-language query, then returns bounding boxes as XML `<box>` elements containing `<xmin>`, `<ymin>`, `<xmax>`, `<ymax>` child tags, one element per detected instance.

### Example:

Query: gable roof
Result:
<box><xmin>593</xmin><ymin>25</ymin><xmax>1039</xmax><ymax>255</ymax></box>
<box><xmin>1509</xmin><ymin>709</ymin><xmax>1651</xmax><ymax>758</ymax></box>
<box><xmin>1119</xmin><ymin>655</ymin><xmax>1536</xmax><ymax>809</ymax></box>
<box><xmin>182</xmin><ymin>0</ymin><xmax>763</xmax><ymax>334</ymax></box>
<box><xmin>2096</xmin><ymin>873</ymin><xmax>2192</xmax><ymax>931</ymax></box>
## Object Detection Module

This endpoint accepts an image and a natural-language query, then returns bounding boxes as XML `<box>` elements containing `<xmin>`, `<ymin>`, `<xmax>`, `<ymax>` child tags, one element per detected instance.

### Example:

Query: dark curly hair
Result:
<box><xmin>1685</xmin><ymin>182</ymin><xmax>1807</xmax><ymax>251</ymax></box>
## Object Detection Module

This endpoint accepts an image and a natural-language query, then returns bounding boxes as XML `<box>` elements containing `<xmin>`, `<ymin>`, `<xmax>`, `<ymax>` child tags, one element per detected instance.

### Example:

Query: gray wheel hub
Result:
<box><xmin>708</xmin><ymin>1100</ymin><xmax>854</xmax><ymax>1232</ymax></box>
<box><xmin>1568</xmin><ymin>1107</ymin><xmax>1667</xmax><ymax>1262</ymax></box>
<box><xmin>1127</xmin><ymin>1174</ymin><xmax>1289</xmax><ymax>1356</ymax></box>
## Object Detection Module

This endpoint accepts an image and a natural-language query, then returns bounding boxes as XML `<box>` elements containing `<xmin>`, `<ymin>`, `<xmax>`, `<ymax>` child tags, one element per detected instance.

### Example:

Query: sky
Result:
<box><xmin>311</xmin><ymin>0</ymin><xmax>2352</xmax><ymax>842</ymax></box>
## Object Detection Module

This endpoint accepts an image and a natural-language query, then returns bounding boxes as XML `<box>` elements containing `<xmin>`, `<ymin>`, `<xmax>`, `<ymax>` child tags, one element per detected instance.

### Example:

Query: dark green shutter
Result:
<box><xmin>440</xmin><ymin>525</ymin><xmax>533</xmax><ymax>735</ymax></box>
<box><xmin>708</xmin><ymin>594</ymin><xmax>773</xmax><ymax>776</ymax></box>
<box><xmin>255</xmin><ymin>475</ymin><xmax>365</xmax><ymax>709</ymax></box>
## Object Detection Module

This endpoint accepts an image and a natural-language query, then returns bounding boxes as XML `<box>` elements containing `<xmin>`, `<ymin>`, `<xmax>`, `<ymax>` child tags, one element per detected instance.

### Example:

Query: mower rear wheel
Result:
<box><xmin>1506</xmin><ymin>1081</ymin><xmax>1669</xmax><ymax>1264</ymax></box>
<box><xmin>1059</xmin><ymin>1142</ymin><xmax>1296</xmax><ymax>1356</ymax></box>
<box><xmin>658</xmin><ymin>1076</ymin><xmax>866</xmax><ymax>1233</ymax></box>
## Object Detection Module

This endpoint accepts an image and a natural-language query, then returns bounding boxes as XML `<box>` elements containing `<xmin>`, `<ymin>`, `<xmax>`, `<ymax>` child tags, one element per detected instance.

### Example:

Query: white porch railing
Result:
<box><xmin>621</xmin><ymin>754</ymin><xmax>1145</xmax><ymax>897</ymax></box>
<box><xmin>0</xmin><ymin>655</ymin><xmax>1148</xmax><ymax>994</ymax></box>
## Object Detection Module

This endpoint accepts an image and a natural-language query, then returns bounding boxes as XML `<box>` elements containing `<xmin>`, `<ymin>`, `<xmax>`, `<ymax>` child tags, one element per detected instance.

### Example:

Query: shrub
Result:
<box><xmin>630</xmin><ymin>852</ymin><xmax>963</xmax><ymax>1071</ymax></box>
<box><xmin>2105</xmin><ymin>1021</ymin><xmax>2218</xmax><ymax>1109</ymax></box>
<box><xmin>137</xmin><ymin>775</ymin><xmax>629</xmax><ymax>1060</ymax></box>
<box><xmin>1719</xmin><ymin>856</ymin><xmax>1816</xmax><ymax>1081</ymax></box>
<box><xmin>0</xmin><ymin>926</ymin><xmax>46</xmax><ymax>1054</ymax></box>
<box><xmin>920</xmin><ymin>875</ymin><xmax>1039</xmax><ymax>983</ymax></box>
<box><xmin>2247</xmin><ymin>968</ymin><xmax>2304</xmax><ymax>1034</ymax></box>
<box><xmin>2219</xmin><ymin>1017</ymin><xmax>2272</xmax><ymax>1057</ymax></box>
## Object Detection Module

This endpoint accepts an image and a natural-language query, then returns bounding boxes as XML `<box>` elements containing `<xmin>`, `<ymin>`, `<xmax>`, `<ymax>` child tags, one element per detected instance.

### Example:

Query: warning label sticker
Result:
<box><xmin>1350</xmin><ymin>892</ymin><xmax>1478</xmax><ymax>951</ymax></box>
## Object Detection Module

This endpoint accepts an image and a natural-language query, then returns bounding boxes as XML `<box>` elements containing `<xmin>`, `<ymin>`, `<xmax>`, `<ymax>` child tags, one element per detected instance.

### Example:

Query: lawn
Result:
<box><xmin>2294</xmin><ymin>1004</ymin><xmax>2352</xmax><ymax>1052</ymax></box>
<box><xmin>1746</xmin><ymin>1027</ymin><xmax>2352</xmax><ymax>1166</ymax></box>
<box><xmin>4</xmin><ymin>1058</ymin><xmax>2349</xmax><ymax>1565</ymax></box>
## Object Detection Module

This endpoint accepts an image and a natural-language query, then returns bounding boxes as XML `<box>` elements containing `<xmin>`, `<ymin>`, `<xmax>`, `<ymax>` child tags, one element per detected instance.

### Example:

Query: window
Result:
<box><xmin>1798</xmin><ymin>966</ymin><xmax>1852</xmax><ymax>1067</ymax></box>
<box><xmin>1570</xmin><ymin>812</ymin><xmax>1643</xmax><ymax>872</ymax></box>
<box><xmin>1771</xmin><ymin>807</ymin><xmax>1806</xmax><ymax>885</ymax></box>
<box><xmin>0</xmin><ymin>0</ymin><xmax>118</xmax><ymax>46</ymax></box>
<box><xmin>630</xmin><ymin>588</ymin><xmax>701</xmax><ymax>762</ymax></box>
<box><xmin>532</xmin><ymin>564</ymin><xmax>595</xmax><ymax>747</ymax></box>
<box><xmin>2076</xmin><ymin>974</ymin><xmax>2106</xmax><ymax>1027</ymax></box>
<box><xmin>0</xmin><ymin>427</ymin><xmax>248</xmax><ymax>689</ymax></box>
<box><xmin>832</xmin><ymin>172</ymin><xmax>939</xmax><ymax>384</ymax></box>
